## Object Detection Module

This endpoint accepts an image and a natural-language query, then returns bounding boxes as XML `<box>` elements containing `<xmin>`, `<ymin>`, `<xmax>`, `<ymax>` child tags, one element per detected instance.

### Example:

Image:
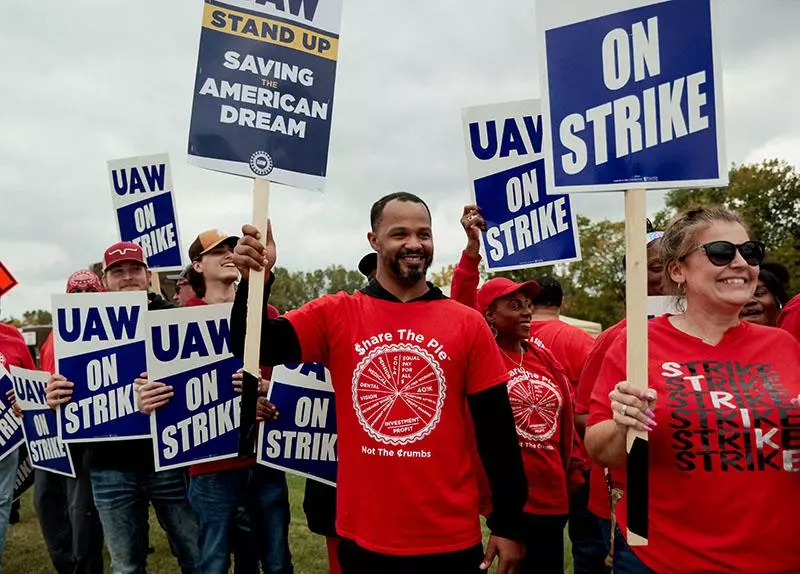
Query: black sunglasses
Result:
<box><xmin>680</xmin><ymin>240</ymin><xmax>766</xmax><ymax>267</ymax></box>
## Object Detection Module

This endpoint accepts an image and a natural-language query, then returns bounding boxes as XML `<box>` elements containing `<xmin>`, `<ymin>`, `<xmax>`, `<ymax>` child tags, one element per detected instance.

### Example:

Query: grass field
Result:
<box><xmin>3</xmin><ymin>474</ymin><xmax>573</xmax><ymax>573</ymax></box>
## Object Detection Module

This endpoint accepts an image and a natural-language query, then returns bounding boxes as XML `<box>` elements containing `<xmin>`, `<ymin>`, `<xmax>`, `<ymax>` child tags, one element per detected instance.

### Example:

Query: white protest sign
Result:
<box><xmin>146</xmin><ymin>303</ymin><xmax>243</xmax><ymax>471</ymax></box>
<box><xmin>11</xmin><ymin>367</ymin><xmax>75</xmax><ymax>478</ymax></box>
<box><xmin>462</xmin><ymin>99</ymin><xmax>581</xmax><ymax>271</ymax></box>
<box><xmin>108</xmin><ymin>153</ymin><xmax>184</xmax><ymax>271</ymax></box>
<box><xmin>52</xmin><ymin>292</ymin><xmax>151</xmax><ymax>442</ymax></box>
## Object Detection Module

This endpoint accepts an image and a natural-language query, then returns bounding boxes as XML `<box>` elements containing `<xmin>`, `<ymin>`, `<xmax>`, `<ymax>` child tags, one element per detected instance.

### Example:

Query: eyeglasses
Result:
<box><xmin>680</xmin><ymin>240</ymin><xmax>765</xmax><ymax>267</ymax></box>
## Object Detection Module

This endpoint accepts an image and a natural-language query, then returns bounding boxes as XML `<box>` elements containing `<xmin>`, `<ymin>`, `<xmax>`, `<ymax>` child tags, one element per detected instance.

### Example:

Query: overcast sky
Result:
<box><xmin>2</xmin><ymin>0</ymin><xmax>799</xmax><ymax>320</ymax></box>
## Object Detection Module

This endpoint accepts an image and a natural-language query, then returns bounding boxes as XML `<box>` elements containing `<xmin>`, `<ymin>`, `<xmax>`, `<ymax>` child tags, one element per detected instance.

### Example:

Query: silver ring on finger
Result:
<box><xmin>620</xmin><ymin>404</ymin><xmax>628</xmax><ymax>417</ymax></box>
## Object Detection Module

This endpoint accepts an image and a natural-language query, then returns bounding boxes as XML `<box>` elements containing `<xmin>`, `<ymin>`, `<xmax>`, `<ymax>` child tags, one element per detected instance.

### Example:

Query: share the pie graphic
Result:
<box><xmin>352</xmin><ymin>344</ymin><xmax>446</xmax><ymax>445</ymax></box>
<box><xmin>508</xmin><ymin>372</ymin><xmax>562</xmax><ymax>442</ymax></box>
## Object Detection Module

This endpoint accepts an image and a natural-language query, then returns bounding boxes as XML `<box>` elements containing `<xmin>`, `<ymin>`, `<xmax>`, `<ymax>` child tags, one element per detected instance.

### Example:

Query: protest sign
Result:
<box><xmin>0</xmin><ymin>260</ymin><xmax>17</xmax><ymax>297</ymax></box>
<box><xmin>537</xmin><ymin>0</ymin><xmax>726</xmax><ymax>193</ymax></box>
<box><xmin>187</xmin><ymin>0</ymin><xmax>344</xmax><ymax>191</ymax></box>
<box><xmin>146</xmin><ymin>303</ymin><xmax>243</xmax><ymax>471</ymax></box>
<box><xmin>0</xmin><ymin>366</ymin><xmax>24</xmax><ymax>462</ymax></box>
<box><xmin>462</xmin><ymin>99</ymin><xmax>581</xmax><ymax>271</ymax></box>
<box><xmin>258</xmin><ymin>363</ymin><xmax>336</xmax><ymax>486</ymax></box>
<box><xmin>108</xmin><ymin>154</ymin><xmax>184</xmax><ymax>272</ymax></box>
<box><xmin>13</xmin><ymin>447</ymin><xmax>34</xmax><ymax>503</ymax></box>
<box><xmin>11</xmin><ymin>367</ymin><xmax>74</xmax><ymax>478</ymax></box>
<box><xmin>53</xmin><ymin>292</ymin><xmax>151</xmax><ymax>442</ymax></box>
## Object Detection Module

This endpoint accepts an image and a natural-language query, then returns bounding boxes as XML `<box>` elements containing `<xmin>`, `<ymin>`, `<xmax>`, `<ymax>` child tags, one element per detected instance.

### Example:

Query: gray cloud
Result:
<box><xmin>1</xmin><ymin>0</ymin><xmax>798</xmax><ymax>318</ymax></box>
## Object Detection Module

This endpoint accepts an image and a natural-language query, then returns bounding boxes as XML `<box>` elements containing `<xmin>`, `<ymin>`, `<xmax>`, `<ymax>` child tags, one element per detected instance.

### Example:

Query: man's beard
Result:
<box><xmin>389</xmin><ymin>250</ymin><xmax>432</xmax><ymax>286</ymax></box>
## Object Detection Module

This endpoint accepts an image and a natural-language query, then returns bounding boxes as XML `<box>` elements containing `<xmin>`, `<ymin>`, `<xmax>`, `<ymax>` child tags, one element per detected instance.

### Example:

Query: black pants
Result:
<box><xmin>34</xmin><ymin>447</ymin><xmax>104</xmax><ymax>574</ymax></box>
<box><xmin>338</xmin><ymin>539</ymin><xmax>484</xmax><ymax>574</ymax></box>
<box><xmin>520</xmin><ymin>513</ymin><xmax>569</xmax><ymax>573</ymax></box>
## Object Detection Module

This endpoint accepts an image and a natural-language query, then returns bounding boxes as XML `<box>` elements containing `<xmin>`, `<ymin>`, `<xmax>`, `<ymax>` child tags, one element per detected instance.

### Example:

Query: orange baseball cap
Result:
<box><xmin>188</xmin><ymin>230</ymin><xmax>239</xmax><ymax>261</ymax></box>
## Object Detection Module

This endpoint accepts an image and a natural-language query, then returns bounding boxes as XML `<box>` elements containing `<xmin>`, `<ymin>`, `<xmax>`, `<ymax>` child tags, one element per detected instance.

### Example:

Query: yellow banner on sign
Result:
<box><xmin>203</xmin><ymin>4</ymin><xmax>339</xmax><ymax>62</ymax></box>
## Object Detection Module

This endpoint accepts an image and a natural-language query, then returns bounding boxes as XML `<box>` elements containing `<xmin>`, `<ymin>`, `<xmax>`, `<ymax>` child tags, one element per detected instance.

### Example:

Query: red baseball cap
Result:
<box><xmin>104</xmin><ymin>242</ymin><xmax>146</xmax><ymax>271</ymax></box>
<box><xmin>476</xmin><ymin>277</ymin><xmax>540</xmax><ymax>315</ymax></box>
<box><xmin>66</xmin><ymin>269</ymin><xmax>103</xmax><ymax>293</ymax></box>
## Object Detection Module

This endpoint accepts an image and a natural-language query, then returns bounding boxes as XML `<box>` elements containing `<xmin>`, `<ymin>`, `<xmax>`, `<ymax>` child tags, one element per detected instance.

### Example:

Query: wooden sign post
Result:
<box><xmin>624</xmin><ymin>188</ymin><xmax>650</xmax><ymax>545</ymax></box>
<box><xmin>238</xmin><ymin>179</ymin><xmax>270</xmax><ymax>455</ymax></box>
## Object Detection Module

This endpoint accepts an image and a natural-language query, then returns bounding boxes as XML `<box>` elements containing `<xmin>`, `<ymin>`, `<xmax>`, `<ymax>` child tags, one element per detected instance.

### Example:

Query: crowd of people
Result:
<box><xmin>0</xmin><ymin>192</ymin><xmax>798</xmax><ymax>573</ymax></box>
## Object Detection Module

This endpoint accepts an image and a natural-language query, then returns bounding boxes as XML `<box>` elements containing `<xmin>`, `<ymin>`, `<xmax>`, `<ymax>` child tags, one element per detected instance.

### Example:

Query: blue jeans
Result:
<box><xmin>188</xmin><ymin>465</ymin><xmax>292</xmax><ymax>574</ymax></box>
<box><xmin>90</xmin><ymin>468</ymin><xmax>200</xmax><ymax>574</ymax></box>
<box><xmin>569</xmin><ymin>499</ymin><xmax>611</xmax><ymax>573</ymax></box>
<box><xmin>613</xmin><ymin>527</ymin><xmax>654</xmax><ymax>574</ymax></box>
<box><xmin>0</xmin><ymin>448</ymin><xmax>19</xmax><ymax>573</ymax></box>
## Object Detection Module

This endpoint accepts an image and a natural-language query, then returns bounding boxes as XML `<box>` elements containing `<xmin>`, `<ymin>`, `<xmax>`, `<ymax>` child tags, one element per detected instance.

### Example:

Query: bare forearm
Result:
<box><xmin>585</xmin><ymin>420</ymin><xmax>627</xmax><ymax>468</ymax></box>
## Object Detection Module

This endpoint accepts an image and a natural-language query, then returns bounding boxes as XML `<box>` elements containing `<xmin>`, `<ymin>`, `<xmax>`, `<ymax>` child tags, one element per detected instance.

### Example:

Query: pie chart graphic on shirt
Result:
<box><xmin>352</xmin><ymin>343</ymin><xmax>446</xmax><ymax>445</ymax></box>
<box><xmin>508</xmin><ymin>372</ymin><xmax>562</xmax><ymax>442</ymax></box>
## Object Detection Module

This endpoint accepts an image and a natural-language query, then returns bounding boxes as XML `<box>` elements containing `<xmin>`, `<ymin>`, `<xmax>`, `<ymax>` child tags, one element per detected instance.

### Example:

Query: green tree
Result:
<box><xmin>658</xmin><ymin>159</ymin><xmax>800</xmax><ymax>294</ymax></box>
<box><xmin>22</xmin><ymin>309</ymin><xmax>52</xmax><ymax>326</ymax></box>
<box><xmin>269</xmin><ymin>265</ymin><xmax>365</xmax><ymax>312</ymax></box>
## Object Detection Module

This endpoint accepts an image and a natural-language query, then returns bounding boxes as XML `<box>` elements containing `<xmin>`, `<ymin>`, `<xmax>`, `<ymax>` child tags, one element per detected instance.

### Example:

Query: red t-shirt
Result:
<box><xmin>507</xmin><ymin>342</ymin><xmax>574</xmax><ymax>515</ymax></box>
<box><xmin>285</xmin><ymin>291</ymin><xmax>508</xmax><ymax>555</ymax></box>
<box><xmin>529</xmin><ymin>319</ymin><xmax>593</xmax><ymax>389</ymax></box>
<box><xmin>0</xmin><ymin>323</ymin><xmax>35</xmax><ymax>371</ymax></box>
<box><xmin>777</xmin><ymin>294</ymin><xmax>800</xmax><ymax>343</ymax></box>
<box><xmin>588</xmin><ymin>315</ymin><xmax>800</xmax><ymax>572</ymax></box>
<box><xmin>575</xmin><ymin>319</ymin><xmax>626</xmax><ymax>520</ymax></box>
<box><xmin>40</xmin><ymin>331</ymin><xmax>55</xmax><ymax>373</ymax></box>
<box><xmin>186</xmin><ymin>297</ymin><xmax>279</xmax><ymax>477</ymax></box>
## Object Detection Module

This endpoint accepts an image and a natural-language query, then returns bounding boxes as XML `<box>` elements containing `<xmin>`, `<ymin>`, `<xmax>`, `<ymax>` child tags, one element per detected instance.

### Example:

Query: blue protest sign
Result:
<box><xmin>146</xmin><ymin>303</ymin><xmax>243</xmax><ymax>471</ymax></box>
<box><xmin>187</xmin><ymin>0</ymin><xmax>344</xmax><ymax>191</ymax></box>
<box><xmin>108</xmin><ymin>154</ymin><xmax>184</xmax><ymax>272</ymax></box>
<box><xmin>258</xmin><ymin>363</ymin><xmax>336</xmax><ymax>486</ymax></box>
<box><xmin>0</xmin><ymin>366</ymin><xmax>24</xmax><ymax>463</ymax></box>
<box><xmin>462</xmin><ymin>100</ymin><xmax>581</xmax><ymax>271</ymax></box>
<box><xmin>11</xmin><ymin>367</ymin><xmax>75</xmax><ymax>478</ymax></box>
<box><xmin>537</xmin><ymin>0</ymin><xmax>727</xmax><ymax>193</ymax></box>
<box><xmin>52</xmin><ymin>292</ymin><xmax>152</xmax><ymax>442</ymax></box>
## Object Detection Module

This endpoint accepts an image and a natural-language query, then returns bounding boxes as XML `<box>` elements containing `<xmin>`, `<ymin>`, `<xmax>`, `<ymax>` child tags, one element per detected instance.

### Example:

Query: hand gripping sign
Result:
<box><xmin>462</xmin><ymin>99</ymin><xmax>581</xmax><ymax>271</ymax></box>
<box><xmin>0</xmin><ymin>366</ymin><xmax>24</xmax><ymax>462</ymax></box>
<box><xmin>146</xmin><ymin>303</ymin><xmax>243</xmax><ymax>471</ymax></box>
<box><xmin>257</xmin><ymin>362</ymin><xmax>337</xmax><ymax>486</ymax></box>
<box><xmin>53</xmin><ymin>292</ymin><xmax>151</xmax><ymax>442</ymax></box>
<box><xmin>537</xmin><ymin>0</ymin><xmax>727</xmax><ymax>546</ymax></box>
<box><xmin>11</xmin><ymin>367</ymin><xmax>75</xmax><ymax>478</ymax></box>
<box><xmin>108</xmin><ymin>154</ymin><xmax>184</xmax><ymax>272</ymax></box>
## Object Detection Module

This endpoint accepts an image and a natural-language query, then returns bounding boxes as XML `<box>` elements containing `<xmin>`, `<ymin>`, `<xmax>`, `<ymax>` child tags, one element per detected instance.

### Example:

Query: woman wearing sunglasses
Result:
<box><xmin>585</xmin><ymin>206</ymin><xmax>800</xmax><ymax>573</ymax></box>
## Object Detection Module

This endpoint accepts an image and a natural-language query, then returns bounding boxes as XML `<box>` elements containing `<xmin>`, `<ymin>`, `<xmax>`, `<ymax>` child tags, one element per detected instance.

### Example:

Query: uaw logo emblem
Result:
<box><xmin>249</xmin><ymin>151</ymin><xmax>274</xmax><ymax>177</ymax></box>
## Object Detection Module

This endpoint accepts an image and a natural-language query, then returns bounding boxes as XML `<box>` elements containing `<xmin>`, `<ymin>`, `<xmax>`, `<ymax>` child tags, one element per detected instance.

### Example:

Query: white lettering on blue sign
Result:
<box><xmin>62</xmin><ymin>386</ymin><xmax>137</xmax><ymax>432</ymax></box>
<box><xmin>161</xmin><ymin>395</ymin><xmax>241</xmax><ymax>460</ymax></box>
<box><xmin>557</xmin><ymin>17</ymin><xmax>709</xmax><ymax>175</ymax></box>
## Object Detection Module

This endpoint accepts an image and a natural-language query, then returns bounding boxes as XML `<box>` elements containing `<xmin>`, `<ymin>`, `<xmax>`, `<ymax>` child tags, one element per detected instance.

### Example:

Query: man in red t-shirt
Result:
<box><xmin>0</xmin><ymin>315</ymin><xmax>34</xmax><ymax>557</ymax></box>
<box><xmin>231</xmin><ymin>193</ymin><xmax>527</xmax><ymax>574</ymax></box>
<box><xmin>138</xmin><ymin>229</ymin><xmax>291</xmax><ymax>574</ymax></box>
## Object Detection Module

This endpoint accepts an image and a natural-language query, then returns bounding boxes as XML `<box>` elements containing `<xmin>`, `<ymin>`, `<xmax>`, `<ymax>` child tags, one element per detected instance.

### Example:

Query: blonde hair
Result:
<box><xmin>660</xmin><ymin>205</ymin><xmax>751</xmax><ymax>294</ymax></box>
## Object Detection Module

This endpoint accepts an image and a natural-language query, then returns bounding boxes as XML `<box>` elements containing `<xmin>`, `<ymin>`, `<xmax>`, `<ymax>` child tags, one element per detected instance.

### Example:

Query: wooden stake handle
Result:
<box><xmin>238</xmin><ymin>178</ymin><xmax>270</xmax><ymax>456</ymax></box>
<box><xmin>624</xmin><ymin>188</ymin><xmax>650</xmax><ymax>546</ymax></box>
<box><xmin>244</xmin><ymin>178</ymin><xmax>271</xmax><ymax>376</ymax></box>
